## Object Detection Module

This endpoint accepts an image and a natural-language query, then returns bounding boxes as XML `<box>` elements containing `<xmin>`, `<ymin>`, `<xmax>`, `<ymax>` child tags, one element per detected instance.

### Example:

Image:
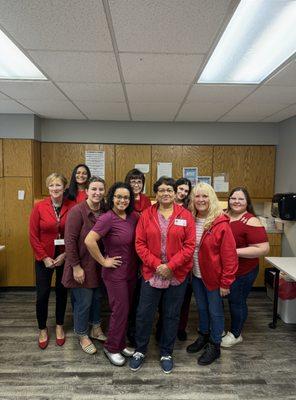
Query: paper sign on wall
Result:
<box><xmin>85</xmin><ymin>150</ymin><xmax>105</xmax><ymax>179</ymax></box>
<box><xmin>135</xmin><ymin>164</ymin><xmax>150</xmax><ymax>173</ymax></box>
<box><xmin>213</xmin><ymin>173</ymin><xmax>229</xmax><ymax>192</ymax></box>
<box><xmin>157</xmin><ymin>162</ymin><xmax>172</xmax><ymax>179</ymax></box>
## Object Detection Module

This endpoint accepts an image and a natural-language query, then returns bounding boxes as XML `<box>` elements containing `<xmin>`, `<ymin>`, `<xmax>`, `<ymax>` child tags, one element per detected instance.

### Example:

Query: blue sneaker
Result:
<box><xmin>129</xmin><ymin>352</ymin><xmax>145</xmax><ymax>371</ymax></box>
<box><xmin>160</xmin><ymin>355</ymin><xmax>173</xmax><ymax>374</ymax></box>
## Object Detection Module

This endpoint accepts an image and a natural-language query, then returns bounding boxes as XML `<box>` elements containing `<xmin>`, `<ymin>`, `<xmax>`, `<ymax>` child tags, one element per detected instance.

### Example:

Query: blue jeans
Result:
<box><xmin>71</xmin><ymin>287</ymin><xmax>102</xmax><ymax>336</ymax></box>
<box><xmin>227</xmin><ymin>265</ymin><xmax>259</xmax><ymax>337</ymax></box>
<box><xmin>135</xmin><ymin>277</ymin><xmax>188</xmax><ymax>356</ymax></box>
<box><xmin>192</xmin><ymin>276</ymin><xmax>224</xmax><ymax>344</ymax></box>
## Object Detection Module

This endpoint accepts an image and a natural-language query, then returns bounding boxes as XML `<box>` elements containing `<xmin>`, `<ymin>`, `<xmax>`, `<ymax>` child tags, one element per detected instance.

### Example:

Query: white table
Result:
<box><xmin>265</xmin><ymin>257</ymin><xmax>296</xmax><ymax>328</ymax></box>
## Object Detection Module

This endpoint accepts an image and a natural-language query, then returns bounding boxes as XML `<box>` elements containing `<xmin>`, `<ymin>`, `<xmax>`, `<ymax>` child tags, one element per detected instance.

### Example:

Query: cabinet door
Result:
<box><xmin>151</xmin><ymin>145</ymin><xmax>183</xmax><ymax>185</ymax></box>
<box><xmin>182</xmin><ymin>146</ymin><xmax>213</xmax><ymax>177</ymax></box>
<box><xmin>116</xmin><ymin>145</ymin><xmax>152</xmax><ymax>196</ymax></box>
<box><xmin>41</xmin><ymin>143</ymin><xmax>115</xmax><ymax>194</ymax></box>
<box><xmin>4</xmin><ymin>177</ymin><xmax>34</xmax><ymax>286</ymax></box>
<box><xmin>213</xmin><ymin>146</ymin><xmax>275</xmax><ymax>198</ymax></box>
<box><xmin>3</xmin><ymin>139</ymin><xmax>32</xmax><ymax>177</ymax></box>
<box><xmin>0</xmin><ymin>178</ymin><xmax>6</xmax><ymax>285</ymax></box>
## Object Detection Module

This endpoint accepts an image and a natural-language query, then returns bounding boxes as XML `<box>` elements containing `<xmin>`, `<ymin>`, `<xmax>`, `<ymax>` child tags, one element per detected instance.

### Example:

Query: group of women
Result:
<box><xmin>29</xmin><ymin>163</ymin><xmax>269</xmax><ymax>374</ymax></box>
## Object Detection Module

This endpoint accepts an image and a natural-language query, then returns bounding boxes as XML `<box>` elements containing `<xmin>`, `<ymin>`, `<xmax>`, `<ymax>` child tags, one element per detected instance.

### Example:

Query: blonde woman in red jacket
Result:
<box><xmin>186</xmin><ymin>182</ymin><xmax>238</xmax><ymax>366</ymax></box>
<box><xmin>29</xmin><ymin>173</ymin><xmax>75</xmax><ymax>349</ymax></box>
<box><xmin>129</xmin><ymin>176</ymin><xmax>195</xmax><ymax>374</ymax></box>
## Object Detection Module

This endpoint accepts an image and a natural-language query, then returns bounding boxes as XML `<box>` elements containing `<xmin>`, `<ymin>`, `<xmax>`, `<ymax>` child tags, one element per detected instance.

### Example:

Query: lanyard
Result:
<box><xmin>51</xmin><ymin>201</ymin><xmax>63</xmax><ymax>238</ymax></box>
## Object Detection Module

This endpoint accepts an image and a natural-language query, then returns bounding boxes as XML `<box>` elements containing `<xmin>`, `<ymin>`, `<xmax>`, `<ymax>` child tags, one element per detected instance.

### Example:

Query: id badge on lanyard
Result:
<box><xmin>52</xmin><ymin>202</ymin><xmax>65</xmax><ymax>246</ymax></box>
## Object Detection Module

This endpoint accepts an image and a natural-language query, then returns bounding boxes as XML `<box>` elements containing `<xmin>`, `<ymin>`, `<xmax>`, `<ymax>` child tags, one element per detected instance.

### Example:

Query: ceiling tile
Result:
<box><xmin>121</xmin><ymin>53</ymin><xmax>204</xmax><ymax>83</ymax></box>
<box><xmin>219</xmin><ymin>102</ymin><xmax>288</xmax><ymax>122</ymax></box>
<box><xmin>262</xmin><ymin>105</ymin><xmax>296</xmax><ymax>122</ymax></box>
<box><xmin>0</xmin><ymin>99</ymin><xmax>32</xmax><ymax>113</ymax></box>
<box><xmin>243</xmin><ymin>86</ymin><xmax>296</xmax><ymax>105</ymax></box>
<box><xmin>110</xmin><ymin>0</ymin><xmax>234</xmax><ymax>53</ymax></box>
<box><xmin>0</xmin><ymin>92</ymin><xmax>9</xmax><ymax>100</ymax></box>
<box><xmin>20</xmin><ymin>99</ymin><xmax>86</xmax><ymax>119</ymax></box>
<box><xmin>265</xmin><ymin>60</ymin><xmax>296</xmax><ymax>87</ymax></box>
<box><xmin>28</xmin><ymin>51</ymin><xmax>120</xmax><ymax>83</ymax></box>
<box><xmin>76</xmin><ymin>101</ymin><xmax>130</xmax><ymax>120</ymax></box>
<box><xmin>177</xmin><ymin>102</ymin><xmax>235</xmax><ymax>121</ymax></box>
<box><xmin>0</xmin><ymin>81</ymin><xmax>66</xmax><ymax>100</ymax></box>
<box><xmin>126</xmin><ymin>84</ymin><xmax>189</xmax><ymax>102</ymax></box>
<box><xmin>58</xmin><ymin>83</ymin><xmax>125</xmax><ymax>102</ymax></box>
<box><xmin>186</xmin><ymin>84</ymin><xmax>256</xmax><ymax>103</ymax></box>
<box><xmin>130</xmin><ymin>102</ymin><xmax>179</xmax><ymax>121</ymax></box>
<box><xmin>0</xmin><ymin>0</ymin><xmax>113</xmax><ymax>51</ymax></box>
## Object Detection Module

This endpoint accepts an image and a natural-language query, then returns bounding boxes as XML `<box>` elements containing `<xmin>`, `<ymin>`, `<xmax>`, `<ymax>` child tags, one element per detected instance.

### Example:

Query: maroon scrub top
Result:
<box><xmin>92</xmin><ymin>210</ymin><xmax>138</xmax><ymax>282</ymax></box>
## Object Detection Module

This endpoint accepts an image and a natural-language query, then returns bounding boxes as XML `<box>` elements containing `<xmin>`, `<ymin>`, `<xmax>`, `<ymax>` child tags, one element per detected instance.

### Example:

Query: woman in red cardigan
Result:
<box><xmin>186</xmin><ymin>182</ymin><xmax>238</xmax><ymax>366</ymax></box>
<box><xmin>29</xmin><ymin>173</ymin><xmax>75</xmax><ymax>349</ymax></box>
<box><xmin>129</xmin><ymin>176</ymin><xmax>195</xmax><ymax>374</ymax></box>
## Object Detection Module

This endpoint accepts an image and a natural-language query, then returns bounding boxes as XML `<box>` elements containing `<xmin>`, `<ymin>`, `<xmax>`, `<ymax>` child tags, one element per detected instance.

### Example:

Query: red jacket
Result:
<box><xmin>198</xmin><ymin>214</ymin><xmax>238</xmax><ymax>290</ymax></box>
<box><xmin>135</xmin><ymin>203</ymin><xmax>196</xmax><ymax>283</ymax></box>
<box><xmin>29</xmin><ymin>197</ymin><xmax>75</xmax><ymax>261</ymax></box>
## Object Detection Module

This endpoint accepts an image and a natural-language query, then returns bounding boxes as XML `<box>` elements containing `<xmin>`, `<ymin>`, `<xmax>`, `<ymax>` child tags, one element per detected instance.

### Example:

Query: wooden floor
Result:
<box><xmin>0</xmin><ymin>290</ymin><xmax>296</xmax><ymax>400</ymax></box>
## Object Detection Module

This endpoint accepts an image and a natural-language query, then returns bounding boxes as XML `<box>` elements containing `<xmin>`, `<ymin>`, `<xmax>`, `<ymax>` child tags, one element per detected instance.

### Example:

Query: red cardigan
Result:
<box><xmin>198</xmin><ymin>214</ymin><xmax>238</xmax><ymax>290</ymax></box>
<box><xmin>135</xmin><ymin>203</ymin><xmax>196</xmax><ymax>283</ymax></box>
<box><xmin>29</xmin><ymin>197</ymin><xmax>75</xmax><ymax>261</ymax></box>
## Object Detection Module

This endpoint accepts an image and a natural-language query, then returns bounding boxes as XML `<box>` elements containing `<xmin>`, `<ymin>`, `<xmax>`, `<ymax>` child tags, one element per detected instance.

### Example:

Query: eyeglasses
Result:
<box><xmin>158</xmin><ymin>189</ymin><xmax>174</xmax><ymax>194</ymax></box>
<box><xmin>114</xmin><ymin>195</ymin><xmax>130</xmax><ymax>201</ymax></box>
<box><xmin>130</xmin><ymin>180</ymin><xmax>143</xmax><ymax>186</ymax></box>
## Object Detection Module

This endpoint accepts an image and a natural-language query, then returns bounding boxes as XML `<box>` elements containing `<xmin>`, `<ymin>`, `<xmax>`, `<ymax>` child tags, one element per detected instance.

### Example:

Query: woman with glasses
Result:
<box><xmin>85</xmin><ymin>182</ymin><xmax>138</xmax><ymax>366</ymax></box>
<box><xmin>129</xmin><ymin>176</ymin><xmax>195</xmax><ymax>374</ymax></box>
<box><xmin>125</xmin><ymin>168</ymin><xmax>151</xmax><ymax>214</ymax></box>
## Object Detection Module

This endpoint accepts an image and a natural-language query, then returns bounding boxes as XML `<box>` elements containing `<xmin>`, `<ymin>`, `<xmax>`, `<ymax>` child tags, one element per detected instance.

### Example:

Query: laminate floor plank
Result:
<box><xmin>0</xmin><ymin>290</ymin><xmax>295</xmax><ymax>400</ymax></box>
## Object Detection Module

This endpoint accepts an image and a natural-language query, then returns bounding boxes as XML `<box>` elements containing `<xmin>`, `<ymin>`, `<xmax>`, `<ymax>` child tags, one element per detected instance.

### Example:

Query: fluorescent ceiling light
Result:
<box><xmin>198</xmin><ymin>0</ymin><xmax>296</xmax><ymax>84</ymax></box>
<box><xmin>0</xmin><ymin>29</ymin><xmax>46</xmax><ymax>80</ymax></box>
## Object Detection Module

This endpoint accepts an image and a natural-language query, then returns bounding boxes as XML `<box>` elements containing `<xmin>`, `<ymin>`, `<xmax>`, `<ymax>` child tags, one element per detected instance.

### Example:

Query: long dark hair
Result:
<box><xmin>175</xmin><ymin>177</ymin><xmax>192</xmax><ymax>208</ymax></box>
<box><xmin>106</xmin><ymin>182</ymin><xmax>134</xmax><ymax>215</ymax></box>
<box><xmin>86</xmin><ymin>176</ymin><xmax>107</xmax><ymax>212</ymax></box>
<box><xmin>66</xmin><ymin>164</ymin><xmax>91</xmax><ymax>201</ymax></box>
<box><xmin>227</xmin><ymin>186</ymin><xmax>256</xmax><ymax>216</ymax></box>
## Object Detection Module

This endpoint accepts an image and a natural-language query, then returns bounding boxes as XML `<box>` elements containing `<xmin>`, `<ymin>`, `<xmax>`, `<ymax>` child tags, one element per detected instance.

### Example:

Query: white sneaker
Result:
<box><xmin>121</xmin><ymin>347</ymin><xmax>135</xmax><ymax>357</ymax></box>
<box><xmin>221</xmin><ymin>331</ymin><xmax>243</xmax><ymax>348</ymax></box>
<box><xmin>103</xmin><ymin>348</ymin><xmax>126</xmax><ymax>366</ymax></box>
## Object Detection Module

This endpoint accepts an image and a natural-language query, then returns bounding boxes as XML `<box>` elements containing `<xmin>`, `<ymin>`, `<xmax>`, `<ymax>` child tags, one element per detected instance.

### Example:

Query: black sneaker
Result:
<box><xmin>198</xmin><ymin>342</ymin><xmax>220</xmax><ymax>366</ymax></box>
<box><xmin>177</xmin><ymin>330</ymin><xmax>187</xmax><ymax>341</ymax></box>
<box><xmin>186</xmin><ymin>333</ymin><xmax>209</xmax><ymax>353</ymax></box>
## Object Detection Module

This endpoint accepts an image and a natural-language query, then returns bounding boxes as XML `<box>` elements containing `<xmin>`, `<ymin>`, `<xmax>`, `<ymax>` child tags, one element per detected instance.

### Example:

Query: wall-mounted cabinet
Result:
<box><xmin>0</xmin><ymin>140</ymin><xmax>3</xmax><ymax>177</ymax></box>
<box><xmin>3</xmin><ymin>139</ymin><xmax>33</xmax><ymax>177</ymax></box>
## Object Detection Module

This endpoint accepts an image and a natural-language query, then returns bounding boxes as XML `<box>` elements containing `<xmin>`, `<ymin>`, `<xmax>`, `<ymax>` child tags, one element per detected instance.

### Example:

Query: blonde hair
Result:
<box><xmin>189</xmin><ymin>182</ymin><xmax>222</xmax><ymax>230</ymax></box>
<box><xmin>46</xmin><ymin>173</ymin><xmax>67</xmax><ymax>188</ymax></box>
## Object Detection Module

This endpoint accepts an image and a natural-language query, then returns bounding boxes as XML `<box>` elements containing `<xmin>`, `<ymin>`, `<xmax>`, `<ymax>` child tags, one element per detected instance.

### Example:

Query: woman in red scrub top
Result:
<box><xmin>65</xmin><ymin>164</ymin><xmax>91</xmax><ymax>203</ymax></box>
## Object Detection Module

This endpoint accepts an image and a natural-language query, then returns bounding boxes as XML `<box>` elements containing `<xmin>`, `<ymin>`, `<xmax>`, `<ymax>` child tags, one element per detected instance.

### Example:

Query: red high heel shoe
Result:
<box><xmin>38</xmin><ymin>328</ymin><xmax>49</xmax><ymax>350</ymax></box>
<box><xmin>56</xmin><ymin>336</ymin><xmax>66</xmax><ymax>346</ymax></box>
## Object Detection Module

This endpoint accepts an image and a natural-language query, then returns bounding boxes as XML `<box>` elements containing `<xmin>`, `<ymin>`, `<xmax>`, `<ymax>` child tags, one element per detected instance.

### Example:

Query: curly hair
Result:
<box><xmin>106</xmin><ymin>182</ymin><xmax>134</xmax><ymax>215</ymax></box>
<box><xmin>153</xmin><ymin>176</ymin><xmax>176</xmax><ymax>194</ymax></box>
<box><xmin>190</xmin><ymin>182</ymin><xmax>223</xmax><ymax>230</ymax></box>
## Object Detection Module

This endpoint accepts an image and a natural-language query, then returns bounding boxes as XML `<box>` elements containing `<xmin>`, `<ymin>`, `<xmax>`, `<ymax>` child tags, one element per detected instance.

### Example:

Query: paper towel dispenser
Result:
<box><xmin>271</xmin><ymin>193</ymin><xmax>296</xmax><ymax>221</ymax></box>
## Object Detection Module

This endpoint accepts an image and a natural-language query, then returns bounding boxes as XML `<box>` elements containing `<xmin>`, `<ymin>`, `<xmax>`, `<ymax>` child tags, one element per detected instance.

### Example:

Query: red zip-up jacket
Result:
<box><xmin>198</xmin><ymin>214</ymin><xmax>238</xmax><ymax>290</ymax></box>
<box><xmin>29</xmin><ymin>197</ymin><xmax>75</xmax><ymax>261</ymax></box>
<box><xmin>135</xmin><ymin>203</ymin><xmax>196</xmax><ymax>283</ymax></box>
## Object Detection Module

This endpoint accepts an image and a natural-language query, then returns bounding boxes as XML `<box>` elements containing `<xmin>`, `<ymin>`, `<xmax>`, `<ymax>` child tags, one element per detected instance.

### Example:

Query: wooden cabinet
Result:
<box><xmin>116</xmin><ymin>145</ymin><xmax>152</xmax><ymax>195</ymax></box>
<box><xmin>254</xmin><ymin>233</ymin><xmax>282</xmax><ymax>287</ymax></box>
<box><xmin>213</xmin><ymin>146</ymin><xmax>275</xmax><ymax>199</ymax></box>
<box><xmin>3</xmin><ymin>139</ymin><xmax>33</xmax><ymax>177</ymax></box>
<box><xmin>0</xmin><ymin>178</ymin><xmax>5</xmax><ymax>285</ymax></box>
<box><xmin>0</xmin><ymin>139</ymin><xmax>3</xmax><ymax>177</ymax></box>
<box><xmin>41</xmin><ymin>143</ymin><xmax>115</xmax><ymax>194</ymax></box>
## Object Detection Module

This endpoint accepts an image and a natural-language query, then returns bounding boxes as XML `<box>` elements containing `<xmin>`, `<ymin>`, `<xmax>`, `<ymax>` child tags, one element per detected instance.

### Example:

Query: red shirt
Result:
<box><xmin>135</xmin><ymin>203</ymin><xmax>196</xmax><ymax>283</ymax></box>
<box><xmin>134</xmin><ymin>193</ymin><xmax>151</xmax><ymax>214</ymax></box>
<box><xmin>198</xmin><ymin>214</ymin><xmax>238</xmax><ymax>290</ymax></box>
<box><xmin>230</xmin><ymin>212</ymin><xmax>268</xmax><ymax>276</ymax></box>
<box><xmin>76</xmin><ymin>190</ymin><xmax>87</xmax><ymax>204</ymax></box>
<box><xmin>29</xmin><ymin>197</ymin><xmax>75</xmax><ymax>261</ymax></box>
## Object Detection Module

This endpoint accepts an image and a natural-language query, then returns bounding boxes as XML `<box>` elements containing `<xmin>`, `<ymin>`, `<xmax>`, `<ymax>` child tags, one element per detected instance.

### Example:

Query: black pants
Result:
<box><xmin>35</xmin><ymin>260</ymin><xmax>68</xmax><ymax>330</ymax></box>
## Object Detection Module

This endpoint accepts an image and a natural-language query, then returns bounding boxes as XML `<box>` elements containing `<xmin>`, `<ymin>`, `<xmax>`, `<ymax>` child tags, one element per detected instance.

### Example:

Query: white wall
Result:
<box><xmin>276</xmin><ymin>115</ymin><xmax>296</xmax><ymax>256</ymax></box>
<box><xmin>41</xmin><ymin>119</ymin><xmax>279</xmax><ymax>144</ymax></box>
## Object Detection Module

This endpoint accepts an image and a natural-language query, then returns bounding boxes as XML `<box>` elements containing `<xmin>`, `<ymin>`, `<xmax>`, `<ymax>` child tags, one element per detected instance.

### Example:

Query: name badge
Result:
<box><xmin>54</xmin><ymin>239</ymin><xmax>65</xmax><ymax>246</ymax></box>
<box><xmin>174</xmin><ymin>219</ymin><xmax>187</xmax><ymax>227</ymax></box>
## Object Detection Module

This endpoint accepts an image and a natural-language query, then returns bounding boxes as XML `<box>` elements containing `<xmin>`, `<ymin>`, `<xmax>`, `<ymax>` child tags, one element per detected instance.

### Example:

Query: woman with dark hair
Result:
<box><xmin>174</xmin><ymin>178</ymin><xmax>192</xmax><ymax>209</ymax></box>
<box><xmin>65</xmin><ymin>164</ymin><xmax>91</xmax><ymax>203</ymax></box>
<box><xmin>129</xmin><ymin>176</ymin><xmax>195</xmax><ymax>374</ymax></box>
<box><xmin>62</xmin><ymin>177</ymin><xmax>107</xmax><ymax>355</ymax></box>
<box><xmin>85</xmin><ymin>182</ymin><xmax>138</xmax><ymax>366</ymax></box>
<box><xmin>221</xmin><ymin>187</ymin><xmax>269</xmax><ymax>348</ymax></box>
<box><xmin>125</xmin><ymin>168</ymin><xmax>151</xmax><ymax>214</ymax></box>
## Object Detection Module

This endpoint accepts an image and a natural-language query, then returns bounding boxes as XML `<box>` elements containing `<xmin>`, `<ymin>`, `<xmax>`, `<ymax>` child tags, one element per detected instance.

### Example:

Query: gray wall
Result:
<box><xmin>0</xmin><ymin>114</ymin><xmax>36</xmax><ymax>139</ymax></box>
<box><xmin>276</xmin><ymin>115</ymin><xmax>296</xmax><ymax>256</ymax></box>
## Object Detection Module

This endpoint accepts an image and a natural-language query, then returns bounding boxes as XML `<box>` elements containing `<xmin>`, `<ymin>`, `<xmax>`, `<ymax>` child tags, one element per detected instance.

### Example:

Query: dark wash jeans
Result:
<box><xmin>192</xmin><ymin>276</ymin><xmax>224</xmax><ymax>344</ymax></box>
<box><xmin>135</xmin><ymin>277</ymin><xmax>188</xmax><ymax>357</ymax></box>
<box><xmin>227</xmin><ymin>265</ymin><xmax>259</xmax><ymax>337</ymax></box>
